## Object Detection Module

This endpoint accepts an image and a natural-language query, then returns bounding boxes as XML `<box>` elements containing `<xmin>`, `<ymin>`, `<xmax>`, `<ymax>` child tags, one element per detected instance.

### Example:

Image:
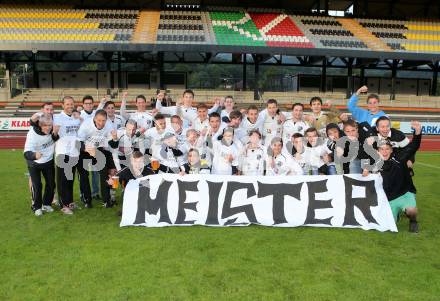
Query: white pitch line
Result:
<box><xmin>416</xmin><ymin>162</ymin><xmax>440</xmax><ymax>170</ymax></box>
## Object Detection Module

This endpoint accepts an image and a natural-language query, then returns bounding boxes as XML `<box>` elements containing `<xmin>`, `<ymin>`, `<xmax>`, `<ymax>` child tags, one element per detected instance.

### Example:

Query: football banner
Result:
<box><xmin>0</xmin><ymin>117</ymin><xmax>30</xmax><ymax>131</ymax></box>
<box><xmin>120</xmin><ymin>174</ymin><xmax>397</xmax><ymax>232</ymax></box>
<box><xmin>399</xmin><ymin>121</ymin><xmax>440</xmax><ymax>135</ymax></box>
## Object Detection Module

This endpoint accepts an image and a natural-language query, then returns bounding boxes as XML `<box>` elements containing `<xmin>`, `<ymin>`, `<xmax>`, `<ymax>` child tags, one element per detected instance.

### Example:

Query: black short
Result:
<box><xmin>318</xmin><ymin>165</ymin><xmax>328</xmax><ymax>175</ymax></box>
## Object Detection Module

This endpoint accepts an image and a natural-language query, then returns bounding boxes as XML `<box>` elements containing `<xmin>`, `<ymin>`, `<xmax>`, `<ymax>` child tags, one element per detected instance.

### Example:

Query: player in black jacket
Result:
<box><xmin>340</xmin><ymin>120</ymin><xmax>375</xmax><ymax>174</ymax></box>
<box><xmin>365</xmin><ymin>121</ymin><xmax>422</xmax><ymax>233</ymax></box>
<box><xmin>374</xmin><ymin>116</ymin><xmax>415</xmax><ymax>176</ymax></box>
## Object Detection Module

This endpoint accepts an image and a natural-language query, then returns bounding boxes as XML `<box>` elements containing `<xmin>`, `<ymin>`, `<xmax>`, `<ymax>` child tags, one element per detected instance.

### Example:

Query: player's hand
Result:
<box><xmin>362</xmin><ymin>169</ymin><xmax>369</xmax><ymax>177</ymax></box>
<box><xmin>227</xmin><ymin>154</ymin><xmax>233</xmax><ymax>162</ymax></box>
<box><xmin>85</xmin><ymin>146</ymin><xmax>96</xmax><ymax>157</ymax></box>
<box><xmin>356</xmin><ymin>86</ymin><xmax>368</xmax><ymax>95</ymax></box>
<box><xmin>366</xmin><ymin>136</ymin><xmax>375</xmax><ymax>146</ymax></box>
<box><xmin>411</xmin><ymin>120</ymin><xmax>422</xmax><ymax>135</ymax></box>
<box><xmin>111</xmin><ymin>129</ymin><xmax>118</xmax><ymax>140</ymax></box>
<box><xmin>179</xmin><ymin>171</ymin><xmax>186</xmax><ymax>176</ymax></box>
<box><xmin>325</xmin><ymin>99</ymin><xmax>333</xmax><ymax>107</ymax></box>
<box><xmin>106</xmin><ymin>177</ymin><xmax>114</xmax><ymax>186</ymax></box>
<box><xmin>31</xmin><ymin>112</ymin><xmax>40</xmax><ymax>122</ymax></box>
<box><xmin>139</xmin><ymin>127</ymin><xmax>146</xmax><ymax>134</ymax></box>
<box><xmin>52</xmin><ymin>125</ymin><xmax>60</xmax><ymax>135</ymax></box>
<box><xmin>336</xmin><ymin>146</ymin><xmax>344</xmax><ymax>158</ymax></box>
<box><xmin>121</xmin><ymin>91</ymin><xmax>128</xmax><ymax>99</ymax></box>
<box><xmin>151</xmin><ymin>108</ymin><xmax>159</xmax><ymax>116</ymax></box>
<box><xmin>213</xmin><ymin>97</ymin><xmax>220</xmax><ymax>107</ymax></box>
<box><xmin>76</xmin><ymin>106</ymin><xmax>83</xmax><ymax>112</ymax></box>
<box><xmin>206</xmin><ymin>128</ymin><xmax>212</xmax><ymax>137</ymax></box>
<box><xmin>200</xmin><ymin>127</ymin><xmax>208</xmax><ymax>136</ymax></box>
<box><xmin>35</xmin><ymin>152</ymin><xmax>42</xmax><ymax>160</ymax></box>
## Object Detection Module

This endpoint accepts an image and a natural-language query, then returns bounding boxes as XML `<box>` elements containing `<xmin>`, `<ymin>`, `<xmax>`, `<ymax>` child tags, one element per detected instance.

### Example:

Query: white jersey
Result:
<box><xmin>156</xmin><ymin>102</ymin><xmax>219</xmax><ymax>128</ymax></box>
<box><xmin>191</xmin><ymin>117</ymin><xmax>210</xmax><ymax>133</ymax></box>
<box><xmin>77</xmin><ymin>118</ymin><xmax>112</xmax><ymax>149</ymax></box>
<box><xmin>282</xmin><ymin>119</ymin><xmax>309</xmax><ymax>142</ymax></box>
<box><xmin>24</xmin><ymin>128</ymin><xmax>55</xmax><ymax>164</ymax></box>
<box><xmin>153</xmin><ymin>144</ymin><xmax>185</xmax><ymax>170</ymax></box>
<box><xmin>128</xmin><ymin>111</ymin><xmax>154</xmax><ymax>131</ymax></box>
<box><xmin>80</xmin><ymin>110</ymin><xmax>95</xmax><ymax>122</ymax></box>
<box><xmin>107</xmin><ymin>115</ymin><xmax>125</xmax><ymax>130</ymax></box>
<box><xmin>112</xmin><ymin>128</ymin><xmax>136</xmax><ymax>157</ymax></box>
<box><xmin>240</xmin><ymin>117</ymin><xmax>263</xmax><ymax>135</ymax></box>
<box><xmin>158</xmin><ymin>105</ymin><xmax>195</xmax><ymax>128</ymax></box>
<box><xmin>220</xmin><ymin>109</ymin><xmax>233</xmax><ymax>121</ymax></box>
<box><xmin>239</xmin><ymin>117</ymin><xmax>263</xmax><ymax>144</ymax></box>
<box><xmin>262</xmin><ymin>115</ymin><xmax>283</xmax><ymax>146</ymax></box>
<box><xmin>181</xmin><ymin>139</ymin><xmax>211</xmax><ymax>167</ymax></box>
<box><xmin>230</xmin><ymin>126</ymin><xmax>248</xmax><ymax>144</ymax></box>
<box><xmin>53</xmin><ymin>111</ymin><xmax>81</xmax><ymax>157</ymax></box>
<box><xmin>109</xmin><ymin>128</ymin><xmax>137</xmax><ymax>170</ymax></box>
<box><xmin>173</xmin><ymin>128</ymin><xmax>188</xmax><ymax>149</ymax></box>
<box><xmin>210</xmin><ymin>140</ymin><xmax>241</xmax><ymax>175</ymax></box>
<box><xmin>281</xmin><ymin>143</ymin><xmax>309</xmax><ymax>175</ymax></box>
<box><xmin>264</xmin><ymin>153</ymin><xmax>303</xmax><ymax>176</ymax></box>
<box><xmin>303</xmin><ymin>143</ymin><xmax>331</xmax><ymax>168</ymax></box>
<box><xmin>239</xmin><ymin>145</ymin><xmax>265</xmax><ymax>176</ymax></box>
<box><xmin>144</xmin><ymin>127</ymin><xmax>174</xmax><ymax>157</ymax></box>
<box><xmin>208</xmin><ymin>124</ymin><xmax>227</xmax><ymax>142</ymax></box>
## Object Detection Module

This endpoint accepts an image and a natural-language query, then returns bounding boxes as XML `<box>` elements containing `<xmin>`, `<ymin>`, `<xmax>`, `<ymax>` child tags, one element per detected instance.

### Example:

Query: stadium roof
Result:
<box><xmin>1</xmin><ymin>43</ymin><xmax>440</xmax><ymax>62</ymax></box>
<box><xmin>1</xmin><ymin>0</ymin><xmax>439</xmax><ymax>18</ymax></box>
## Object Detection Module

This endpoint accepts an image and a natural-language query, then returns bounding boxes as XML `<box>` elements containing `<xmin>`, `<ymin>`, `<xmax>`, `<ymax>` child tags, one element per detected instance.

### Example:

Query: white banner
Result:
<box><xmin>0</xmin><ymin>117</ymin><xmax>30</xmax><ymax>131</ymax></box>
<box><xmin>399</xmin><ymin>121</ymin><xmax>440</xmax><ymax>135</ymax></box>
<box><xmin>121</xmin><ymin>174</ymin><xmax>397</xmax><ymax>232</ymax></box>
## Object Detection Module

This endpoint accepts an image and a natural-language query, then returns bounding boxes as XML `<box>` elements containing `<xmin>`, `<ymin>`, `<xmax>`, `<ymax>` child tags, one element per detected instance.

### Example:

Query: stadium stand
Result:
<box><xmin>337</xmin><ymin>18</ymin><xmax>392</xmax><ymax>51</ymax></box>
<box><xmin>0</xmin><ymin>5</ymin><xmax>439</xmax><ymax>55</ymax></box>
<box><xmin>358</xmin><ymin>18</ymin><xmax>440</xmax><ymax>53</ymax></box>
<box><xmin>209</xmin><ymin>8</ymin><xmax>313</xmax><ymax>48</ymax></box>
<box><xmin>156</xmin><ymin>10</ymin><xmax>213</xmax><ymax>44</ymax></box>
<box><xmin>291</xmin><ymin>15</ymin><xmax>367</xmax><ymax>49</ymax></box>
<box><xmin>0</xmin><ymin>6</ymin><xmax>139</xmax><ymax>43</ymax></box>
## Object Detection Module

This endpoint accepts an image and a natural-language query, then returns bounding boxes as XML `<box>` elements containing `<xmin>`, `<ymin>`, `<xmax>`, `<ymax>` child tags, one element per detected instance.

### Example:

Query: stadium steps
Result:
<box><xmin>11</xmin><ymin>88</ymin><xmax>109</xmax><ymax>103</ymax></box>
<box><xmin>337</xmin><ymin>18</ymin><xmax>392</xmax><ymax>52</ymax></box>
<box><xmin>132</xmin><ymin>10</ymin><xmax>160</xmax><ymax>43</ymax></box>
<box><xmin>8</xmin><ymin>88</ymin><xmax>440</xmax><ymax>107</ymax></box>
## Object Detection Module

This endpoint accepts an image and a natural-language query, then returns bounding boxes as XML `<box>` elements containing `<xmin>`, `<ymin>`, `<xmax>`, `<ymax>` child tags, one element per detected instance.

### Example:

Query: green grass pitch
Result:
<box><xmin>0</xmin><ymin>150</ymin><xmax>439</xmax><ymax>300</ymax></box>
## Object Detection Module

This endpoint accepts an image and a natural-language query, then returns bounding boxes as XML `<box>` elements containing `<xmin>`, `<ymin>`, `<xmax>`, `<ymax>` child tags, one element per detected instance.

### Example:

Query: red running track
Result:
<box><xmin>1</xmin><ymin>132</ymin><xmax>440</xmax><ymax>151</ymax></box>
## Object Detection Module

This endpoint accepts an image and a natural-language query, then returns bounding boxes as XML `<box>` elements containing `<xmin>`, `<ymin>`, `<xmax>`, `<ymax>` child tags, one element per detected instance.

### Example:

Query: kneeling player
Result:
<box><xmin>265</xmin><ymin>137</ymin><xmax>303</xmax><ymax>176</ymax></box>
<box><xmin>180</xmin><ymin>148</ymin><xmax>211</xmax><ymax>175</ymax></box>
<box><xmin>209</xmin><ymin>127</ymin><xmax>241</xmax><ymax>175</ymax></box>
<box><xmin>365</xmin><ymin>121</ymin><xmax>422</xmax><ymax>232</ymax></box>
